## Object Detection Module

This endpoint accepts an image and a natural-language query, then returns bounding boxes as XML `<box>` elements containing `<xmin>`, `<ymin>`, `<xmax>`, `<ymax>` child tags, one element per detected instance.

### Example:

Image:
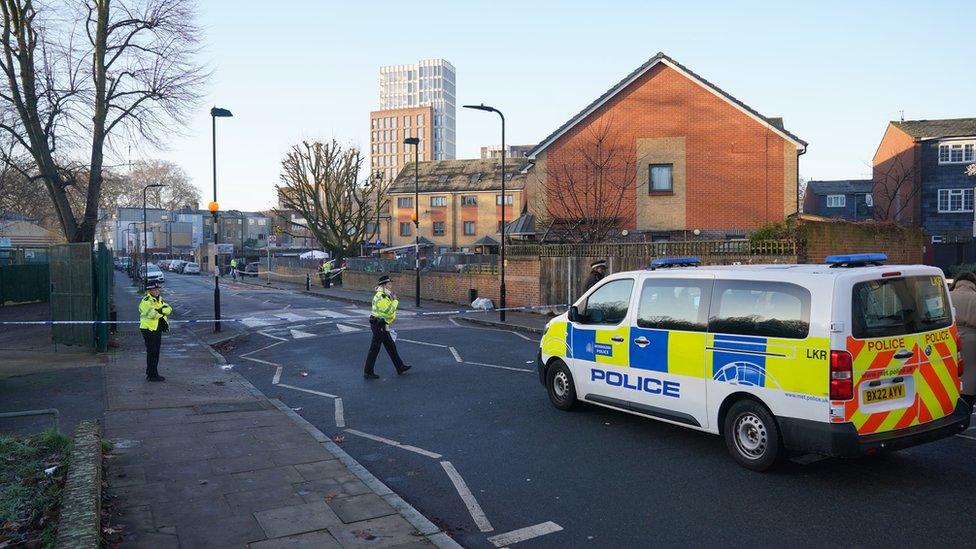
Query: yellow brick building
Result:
<box><xmin>387</xmin><ymin>158</ymin><xmax>528</xmax><ymax>251</ymax></box>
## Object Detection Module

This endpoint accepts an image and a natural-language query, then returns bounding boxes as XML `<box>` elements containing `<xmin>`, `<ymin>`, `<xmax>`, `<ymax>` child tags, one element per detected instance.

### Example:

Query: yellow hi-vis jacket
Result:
<box><xmin>139</xmin><ymin>294</ymin><xmax>173</xmax><ymax>331</ymax></box>
<box><xmin>371</xmin><ymin>289</ymin><xmax>398</xmax><ymax>324</ymax></box>
<box><xmin>321</xmin><ymin>260</ymin><xmax>332</xmax><ymax>272</ymax></box>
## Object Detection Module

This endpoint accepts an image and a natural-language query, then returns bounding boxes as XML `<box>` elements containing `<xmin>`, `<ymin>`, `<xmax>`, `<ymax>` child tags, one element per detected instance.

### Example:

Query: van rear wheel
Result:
<box><xmin>546</xmin><ymin>360</ymin><xmax>577</xmax><ymax>411</ymax></box>
<box><xmin>723</xmin><ymin>400</ymin><xmax>781</xmax><ymax>472</ymax></box>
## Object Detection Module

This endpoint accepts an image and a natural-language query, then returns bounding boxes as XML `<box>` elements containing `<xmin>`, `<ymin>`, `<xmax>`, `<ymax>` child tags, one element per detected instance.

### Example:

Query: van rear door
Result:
<box><xmin>846</xmin><ymin>274</ymin><xmax>959</xmax><ymax>435</ymax></box>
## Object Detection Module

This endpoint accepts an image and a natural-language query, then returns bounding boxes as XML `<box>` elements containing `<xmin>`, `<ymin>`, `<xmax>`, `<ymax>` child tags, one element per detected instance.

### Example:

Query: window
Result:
<box><xmin>461</xmin><ymin>196</ymin><xmax>477</xmax><ymax>206</ymax></box>
<box><xmin>851</xmin><ymin>275</ymin><xmax>951</xmax><ymax>339</ymax></box>
<box><xmin>432</xmin><ymin>221</ymin><xmax>445</xmax><ymax>236</ymax></box>
<box><xmin>430</xmin><ymin>196</ymin><xmax>447</xmax><ymax>207</ymax></box>
<box><xmin>397</xmin><ymin>197</ymin><xmax>413</xmax><ymax>208</ymax></box>
<box><xmin>708</xmin><ymin>280</ymin><xmax>811</xmax><ymax>339</ymax></box>
<box><xmin>939</xmin><ymin>142</ymin><xmax>976</xmax><ymax>164</ymax></box>
<box><xmin>649</xmin><ymin>164</ymin><xmax>673</xmax><ymax>192</ymax></box>
<box><xmin>417</xmin><ymin>114</ymin><xmax>424</xmax><ymax>125</ymax></box>
<box><xmin>399</xmin><ymin>222</ymin><xmax>411</xmax><ymax>236</ymax></box>
<box><xmin>579</xmin><ymin>279</ymin><xmax>635</xmax><ymax>325</ymax></box>
<box><xmin>826</xmin><ymin>195</ymin><xmax>846</xmax><ymax>208</ymax></box>
<box><xmin>404</xmin><ymin>115</ymin><xmax>410</xmax><ymax>127</ymax></box>
<box><xmin>496</xmin><ymin>194</ymin><xmax>513</xmax><ymax>205</ymax></box>
<box><xmin>463</xmin><ymin>221</ymin><xmax>475</xmax><ymax>235</ymax></box>
<box><xmin>637</xmin><ymin>279</ymin><xmax>710</xmax><ymax>332</ymax></box>
<box><xmin>937</xmin><ymin>188</ymin><xmax>974</xmax><ymax>213</ymax></box>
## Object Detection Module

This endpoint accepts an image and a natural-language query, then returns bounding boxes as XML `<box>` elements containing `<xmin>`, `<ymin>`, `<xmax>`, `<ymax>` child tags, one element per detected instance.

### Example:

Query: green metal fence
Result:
<box><xmin>49</xmin><ymin>244</ymin><xmax>94</xmax><ymax>348</ymax></box>
<box><xmin>0</xmin><ymin>263</ymin><xmax>50</xmax><ymax>305</ymax></box>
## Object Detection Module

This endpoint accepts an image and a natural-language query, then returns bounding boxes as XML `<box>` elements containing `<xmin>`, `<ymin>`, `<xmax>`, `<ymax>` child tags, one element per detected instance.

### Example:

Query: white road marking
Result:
<box><xmin>277</xmin><ymin>312</ymin><xmax>307</xmax><ymax>322</ymax></box>
<box><xmin>440</xmin><ymin>461</ymin><xmax>494</xmax><ymax>533</ymax></box>
<box><xmin>957</xmin><ymin>433</ymin><xmax>976</xmax><ymax>441</ymax></box>
<box><xmin>336</xmin><ymin>323</ymin><xmax>360</xmax><ymax>333</ymax></box>
<box><xmin>283</xmin><ymin>304</ymin><xmax>292</xmax><ymax>309</ymax></box>
<box><xmin>487</xmin><ymin>522</ymin><xmax>563</xmax><ymax>547</ymax></box>
<box><xmin>240</xmin><ymin>356</ymin><xmax>280</xmax><ymax>368</ymax></box>
<box><xmin>290</xmin><ymin>329</ymin><xmax>315</xmax><ymax>339</ymax></box>
<box><xmin>334</xmin><ymin>398</ymin><xmax>345</xmax><ymax>428</ymax></box>
<box><xmin>316</xmin><ymin>309</ymin><xmax>351</xmax><ymax>319</ymax></box>
<box><xmin>449</xmin><ymin>347</ymin><xmax>463</xmax><ymax>362</ymax></box>
<box><xmin>242</xmin><ymin>318</ymin><xmax>271</xmax><ymax>328</ymax></box>
<box><xmin>343</xmin><ymin>429</ymin><xmax>442</xmax><ymax>459</ymax></box>
<box><xmin>273</xmin><ymin>366</ymin><xmax>282</xmax><ymax>385</ymax></box>
<box><xmin>400</xmin><ymin>338</ymin><xmax>448</xmax><ymax>348</ymax></box>
<box><xmin>257</xmin><ymin>330</ymin><xmax>288</xmax><ymax>342</ymax></box>
<box><xmin>276</xmin><ymin>383</ymin><xmax>338</xmax><ymax>399</ymax></box>
<box><xmin>465</xmin><ymin>361</ymin><xmax>533</xmax><ymax>373</ymax></box>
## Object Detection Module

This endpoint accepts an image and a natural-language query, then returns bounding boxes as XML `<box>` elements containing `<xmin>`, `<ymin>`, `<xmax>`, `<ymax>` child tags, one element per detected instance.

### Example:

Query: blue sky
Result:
<box><xmin>153</xmin><ymin>0</ymin><xmax>975</xmax><ymax>211</ymax></box>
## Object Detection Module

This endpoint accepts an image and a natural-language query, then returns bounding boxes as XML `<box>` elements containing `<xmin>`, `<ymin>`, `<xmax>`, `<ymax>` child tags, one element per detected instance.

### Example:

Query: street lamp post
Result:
<box><xmin>210</xmin><ymin>106</ymin><xmax>233</xmax><ymax>332</ymax></box>
<box><xmin>142</xmin><ymin>183</ymin><xmax>165</xmax><ymax>289</ymax></box>
<box><xmin>463</xmin><ymin>104</ymin><xmax>507</xmax><ymax>321</ymax></box>
<box><xmin>403</xmin><ymin>136</ymin><xmax>421</xmax><ymax>307</ymax></box>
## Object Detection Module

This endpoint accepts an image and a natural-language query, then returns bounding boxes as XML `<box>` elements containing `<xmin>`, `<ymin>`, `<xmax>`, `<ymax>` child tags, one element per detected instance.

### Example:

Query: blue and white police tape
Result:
<box><xmin>0</xmin><ymin>303</ymin><xmax>568</xmax><ymax>325</ymax></box>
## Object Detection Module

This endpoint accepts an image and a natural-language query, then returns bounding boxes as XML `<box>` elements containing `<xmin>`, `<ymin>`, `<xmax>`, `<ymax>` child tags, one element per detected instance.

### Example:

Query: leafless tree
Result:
<box><xmin>873</xmin><ymin>152</ymin><xmax>919</xmax><ymax>223</ymax></box>
<box><xmin>0</xmin><ymin>0</ymin><xmax>206</xmax><ymax>243</ymax></box>
<box><xmin>274</xmin><ymin>140</ymin><xmax>389</xmax><ymax>258</ymax></box>
<box><xmin>534</xmin><ymin>120</ymin><xmax>640</xmax><ymax>242</ymax></box>
<box><xmin>123</xmin><ymin>159</ymin><xmax>200</xmax><ymax>210</ymax></box>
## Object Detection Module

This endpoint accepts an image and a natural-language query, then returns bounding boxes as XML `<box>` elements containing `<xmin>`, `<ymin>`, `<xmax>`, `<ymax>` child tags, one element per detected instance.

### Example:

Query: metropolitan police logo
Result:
<box><xmin>924</xmin><ymin>345</ymin><xmax>932</xmax><ymax>357</ymax></box>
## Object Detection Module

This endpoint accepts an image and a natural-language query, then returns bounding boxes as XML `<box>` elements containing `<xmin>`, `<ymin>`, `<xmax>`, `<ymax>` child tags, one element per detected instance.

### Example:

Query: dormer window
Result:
<box><xmin>938</xmin><ymin>141</ymin><xmax>975</xmax><ymax>164</ymax></box>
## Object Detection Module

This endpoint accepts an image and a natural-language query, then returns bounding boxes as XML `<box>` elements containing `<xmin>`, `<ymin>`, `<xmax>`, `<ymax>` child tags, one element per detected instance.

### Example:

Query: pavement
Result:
<box><xmin>3</xmin><ymin>272</ymin><xmax>458</xmax><ymax>548</ymax></box>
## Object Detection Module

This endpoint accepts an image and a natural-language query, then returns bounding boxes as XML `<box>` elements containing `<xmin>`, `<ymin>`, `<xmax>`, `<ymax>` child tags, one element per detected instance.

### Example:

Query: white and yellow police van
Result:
<box><xmin>537</xmin><ymin>254</ymin><xmax>971</xmax><ymax>471</ymax></box>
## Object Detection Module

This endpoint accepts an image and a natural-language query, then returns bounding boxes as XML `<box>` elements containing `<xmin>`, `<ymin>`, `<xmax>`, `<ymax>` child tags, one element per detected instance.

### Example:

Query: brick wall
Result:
<box><xmin>540</xmin><ymin>62</ymin><xmax>799</xmax><ymax>232</ymax></box>
<box><xmin>799</xmin><ymin>216</ymin><xmax>923</xmax><ymax>264</ymax></box>
<box><xmin>345</xmin><ymin>256</ymin><xmax>541</xmax><ymax>308</ymax></box>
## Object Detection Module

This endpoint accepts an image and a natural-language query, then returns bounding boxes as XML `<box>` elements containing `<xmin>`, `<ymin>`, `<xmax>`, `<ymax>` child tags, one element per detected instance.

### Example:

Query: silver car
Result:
<box><xmin>182</xmin><ymin>262</ymin><xmax>201</xmax><ymax>275</ymax></box>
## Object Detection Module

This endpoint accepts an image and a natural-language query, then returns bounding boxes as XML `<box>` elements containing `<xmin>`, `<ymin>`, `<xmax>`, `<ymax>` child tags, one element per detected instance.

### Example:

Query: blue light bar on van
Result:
<box><xmin>825</xmin><ymin>253</ymin><xmax>887</xmax><ymax>267</ymax></box>
<box><xmin>649</xmin><ymin>256</ymin><xmax>701</xmax><ymax>269</ymax></box>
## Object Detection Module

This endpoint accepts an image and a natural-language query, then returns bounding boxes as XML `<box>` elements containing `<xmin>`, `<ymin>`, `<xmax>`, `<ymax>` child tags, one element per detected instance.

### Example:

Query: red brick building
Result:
<box><xmin>526</xmin><ymin>52</ymin><xmax>807</xmax><ymax>240</ymax></box>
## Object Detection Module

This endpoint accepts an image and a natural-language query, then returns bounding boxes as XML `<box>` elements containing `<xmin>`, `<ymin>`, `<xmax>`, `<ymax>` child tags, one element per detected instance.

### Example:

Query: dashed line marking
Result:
<box><xmin>440</xmin><ymin>460</ymin><xmax>493</xmax><ymax>533</ymax></box>
<box><xmin>277</xmin><ymin>383</ymin><xmax>338</xmax><ymax>399</ymax></box>
<box><xmin>449</xmin><ymin>347</ymin><xmax>463</xmax><ymax>362</ymax></box>
<box><xmin>400</xmin><ymin>338</ymin><xmax>448</xmax><ymax>348</ymax></box>
<box><xmin>334</xmin><ymin>398</ymin><xmax>345</xmax><ymax>428</ymax></box>
<box><xmin>344</xmin><ymin>429</ymin><xmax>442</xmax><ymax>459</ymax></box>
<box><xmin>487</xmin><ymin>522</ymin><xmax>563</xmax><ymax>547</ymax></box>
<box><xmin>272</xmin><ymin>366</ymin><xmax>282</xmax><ymax>385</ymax></box>
<box><xmin>465</xmin><ymin>361</ymin><xmax>532</xmax><ymax>373</ymax></box>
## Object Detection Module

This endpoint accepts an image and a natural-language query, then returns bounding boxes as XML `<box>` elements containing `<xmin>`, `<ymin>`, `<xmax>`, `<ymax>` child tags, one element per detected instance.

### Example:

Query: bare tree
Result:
<box><xmin>274</xmin><ymin>140</ymin><xmax>389</xmax><ymax>258</ymax></box>
<box><xmin>123</xmin><ymin>159</ymin><xmax>200</xmax><ymax>210</ymax></box>
<box><xmin>534</xmin><ymin>120</ymin><xmax>639</xmax><ymax>242</ymax></box>
<box><xmin>873</xmin><ymin>152</ymin><xmax>919</xmax><ymax>223</ymax></box>
<box><xmin>0</xmin><ymin>0</ymin><xmax>206</xmax><ymax>242</ymax></box>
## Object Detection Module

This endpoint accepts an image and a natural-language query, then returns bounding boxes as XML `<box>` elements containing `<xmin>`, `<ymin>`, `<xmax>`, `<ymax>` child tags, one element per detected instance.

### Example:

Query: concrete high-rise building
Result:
<box><xmin>371</xmin><ymin>59</ymin><xmax>455</xmax><ymax>182</ymax></box>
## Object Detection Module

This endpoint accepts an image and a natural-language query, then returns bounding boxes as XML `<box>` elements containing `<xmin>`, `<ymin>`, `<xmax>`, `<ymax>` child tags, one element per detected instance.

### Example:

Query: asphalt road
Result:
<box><xmin>155</xmin><ymin>270</ymin><xmax>976</xmax><ymax>548</ymax></box>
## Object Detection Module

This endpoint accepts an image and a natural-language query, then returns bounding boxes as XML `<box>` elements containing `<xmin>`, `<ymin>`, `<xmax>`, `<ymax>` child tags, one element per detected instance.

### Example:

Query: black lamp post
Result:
<box><xmin>210</xmin><ymin>106</ymin><xmax>233</xmax><ymax>332</ymax></box>
<box><xmin>142</xmin><ymin>183</ymin><xmax>165</xmax><ymax>289</ymax></box>
<box><xmin>403</xmin><ymin>136</ymin><xmax>421</xmax><ymax>307</ymax></box>
<box><xmin>463</xmin><ymin>104</ymin><xmax>507</xmax><ymax>321</ymax></box>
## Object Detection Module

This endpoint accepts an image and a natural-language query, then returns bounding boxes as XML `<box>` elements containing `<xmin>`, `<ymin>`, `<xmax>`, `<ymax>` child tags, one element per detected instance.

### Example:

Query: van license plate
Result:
<box><xmin>863</xmin><ymin>384</ymin><xmax>905</xmax><ymax>404</ymax></box>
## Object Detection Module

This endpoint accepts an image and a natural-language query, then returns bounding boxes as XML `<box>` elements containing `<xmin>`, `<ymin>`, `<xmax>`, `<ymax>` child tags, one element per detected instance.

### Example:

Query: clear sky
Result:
<box><xmin>152</xmin><ymin>0</ymin><xmax>975</xmax><ymax>212</ymax></box>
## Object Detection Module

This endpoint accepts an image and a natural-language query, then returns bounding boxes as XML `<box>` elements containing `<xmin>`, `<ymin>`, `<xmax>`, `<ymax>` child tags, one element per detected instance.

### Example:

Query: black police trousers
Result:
<box><xmin>363</xmin><ymin>317</ymin><xmax>405</xmax><ymax>374</ymax></box>
<box><xmin>141</xmin><ymin>328</ymin><xmax>162</xmax><ymax>377</ymax></box>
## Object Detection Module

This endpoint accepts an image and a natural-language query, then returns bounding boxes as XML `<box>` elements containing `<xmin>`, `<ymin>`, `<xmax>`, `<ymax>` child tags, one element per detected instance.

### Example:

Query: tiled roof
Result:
<box><xmin>528</xmin><ymin>52</ymin><xmax>807</xmax><ymax>158</ymax></box>
<box><xmin>504</xmin><ymin>213</ymin><xmax>536</xmax><ymax>235</ymax></box>
<box><xmin>806</xmin><ymin>179</ymin><xmax>873</xmax><ymax>195</ymax></box>
<box><xmin>892</xmin><ymin>118</ymin><xmax>976</xmax><ymax>140</ymax></box>
<box><xmin>389</xmin><ymin>158</ymin><xmax>530</xmax><ymax>194</ymax></box>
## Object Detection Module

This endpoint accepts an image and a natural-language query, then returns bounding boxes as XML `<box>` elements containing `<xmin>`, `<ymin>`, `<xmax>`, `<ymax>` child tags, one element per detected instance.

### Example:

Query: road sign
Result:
<box><xmin>268</xmin><ymin>235</ymin><xmax>277</xmax><ymax>244</ymax></box>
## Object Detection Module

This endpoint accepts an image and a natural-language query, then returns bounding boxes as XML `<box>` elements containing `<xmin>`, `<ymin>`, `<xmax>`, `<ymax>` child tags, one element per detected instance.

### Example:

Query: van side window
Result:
<box><xmin>580</xmin><ymin>279</ymin><xmax>634</xmax><ymax>325</ymax></box>
<box><xmin>637</xmin><ymin>279</ymin><xmax>711</xmax><ymax>332</ymax></box>
<box><xmin>708</xmin><ymin>280</ymin><xmax>810</xmax><ymax>339</ymax></box>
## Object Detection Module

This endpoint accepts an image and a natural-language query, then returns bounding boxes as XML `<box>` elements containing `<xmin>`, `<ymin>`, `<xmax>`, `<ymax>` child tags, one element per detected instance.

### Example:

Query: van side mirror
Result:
<box><xmin>569</xmin><ymin>306</ymin><xmax>581</xmax><ymax>323</ymax></box>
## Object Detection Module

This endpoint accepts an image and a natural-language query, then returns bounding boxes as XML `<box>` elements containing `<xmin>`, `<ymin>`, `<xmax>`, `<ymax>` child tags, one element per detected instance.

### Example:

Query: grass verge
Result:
<box><xmin>0</xmin><ymin>429</ymin><xmax>72</xmax><ymax>548</ymax></box>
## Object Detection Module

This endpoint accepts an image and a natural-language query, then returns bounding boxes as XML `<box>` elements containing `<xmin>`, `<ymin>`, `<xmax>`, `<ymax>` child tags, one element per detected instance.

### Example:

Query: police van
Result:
<box><xmin>537</xmin><ymin>254</ymin><xmax>971</xmax><ymax>471</ymax></box>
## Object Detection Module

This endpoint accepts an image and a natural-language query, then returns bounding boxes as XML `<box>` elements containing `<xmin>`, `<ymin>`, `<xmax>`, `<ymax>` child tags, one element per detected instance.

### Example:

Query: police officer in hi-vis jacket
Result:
<box><xmin>363</xmin><ymin>275</ymin><xmax>411</xmax><ymax>379</ymax></box>
<box><xmin>139</xmin><ymin>282</ymin><xmax>172</xmax><ymax>382</ymax></box>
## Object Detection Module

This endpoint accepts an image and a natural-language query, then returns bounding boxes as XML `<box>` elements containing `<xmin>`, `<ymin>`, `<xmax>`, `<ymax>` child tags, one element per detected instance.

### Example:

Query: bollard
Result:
<box><xmin>306</xmin><ymin>273</ymin><xmax>311</xmax><ymax>291</ymax></box>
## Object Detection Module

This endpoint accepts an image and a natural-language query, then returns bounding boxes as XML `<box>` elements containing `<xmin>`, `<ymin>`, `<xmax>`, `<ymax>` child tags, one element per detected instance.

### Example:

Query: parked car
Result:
<box><xmin>182</xmin><ymin>262</ymin><xmax>200</xmax><ymax>275</ymax></box>
<box><xmin>242</xmin><ymin>262</ymin><xmax>260</xmax><ymax>277</ymax></box>
<box><xmin>169</xmin><ymin>260</ymin><xmax>185</xmax><ymax>272</ymax></box>
<box><xmin>139</xmin><ymin>264</ymin><xmax>165</xmax><ymax>283</ymax></box>
<box><xmin>158</xmin><ymin>259</ymin><xmax>171</xmax><ymax>271</ymax></box>
<box><xmin>115</xmin><ymin>257</ymin><xmax>131</xmax><ymax>271</ymax></box>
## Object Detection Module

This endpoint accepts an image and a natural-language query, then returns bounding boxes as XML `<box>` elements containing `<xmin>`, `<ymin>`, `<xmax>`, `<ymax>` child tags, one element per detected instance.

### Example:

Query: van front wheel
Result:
<box><xmin>546</xmin><ymin>360</ymin><xmax>577</xmax><ymax>411</ymax></box>
<box><xmin>723</xmin><ymin>400</ymin><xmax>781</xmax><ymax>471</ymax></box>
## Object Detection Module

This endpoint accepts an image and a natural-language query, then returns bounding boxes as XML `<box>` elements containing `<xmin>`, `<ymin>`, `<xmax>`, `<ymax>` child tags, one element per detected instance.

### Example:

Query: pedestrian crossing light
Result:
<box><xmin>208</xmin><ymin>201</ymin><xmax>219</xmax><ymax>214</ymax></box>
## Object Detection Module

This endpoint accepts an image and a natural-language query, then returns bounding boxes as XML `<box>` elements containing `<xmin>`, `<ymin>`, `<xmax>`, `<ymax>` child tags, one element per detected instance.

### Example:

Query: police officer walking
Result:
<box><xmin>139</xmin><ymin>282</ymin><xmax>172</xmax><ymax>382</ymax></box>
<box><xmin>230</xmin><ymin>257</ymin><xmax>238</xmax><ymax>280</ymax></box>
<box><xmin>363</xmin><ymin>275</ymin><xmax>411</xmax><ymax>379</ymax></box>
<box><xmin>320</xmin><ymin>258</ymin><xmax>333</xmax><ymax>288</ymax></box>
<box><xmin>582</xmin><ymin>259</ymin><xmax>608</xmax><ymax>294</ymax></box>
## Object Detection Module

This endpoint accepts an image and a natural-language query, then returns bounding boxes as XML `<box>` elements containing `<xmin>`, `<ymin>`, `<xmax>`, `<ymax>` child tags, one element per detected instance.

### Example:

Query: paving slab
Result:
<box><xmin>328</xmin><ymin>493</ymin><xmax>398</xmax><ymax>524</ymax></box>
<box><xmin>254</xmin><ymin>501</ymin><xmax>343</xmax><ymax>539</ymax></box>
<box><xmin>249</xmin><ymin>529</ymin><xmax>343</xmax><ymax>549</ymax></box>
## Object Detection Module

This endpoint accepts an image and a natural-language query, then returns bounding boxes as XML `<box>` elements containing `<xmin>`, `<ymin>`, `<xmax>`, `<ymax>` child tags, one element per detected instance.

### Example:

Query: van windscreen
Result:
<box><xmin>851</xmin><ymin>275</ymin><xmax>951</xmax><ymax>339</ymax></box>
